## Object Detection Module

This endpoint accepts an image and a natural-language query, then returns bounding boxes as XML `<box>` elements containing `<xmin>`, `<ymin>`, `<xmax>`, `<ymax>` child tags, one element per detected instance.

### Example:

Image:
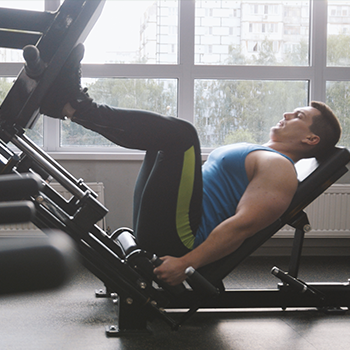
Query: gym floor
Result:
<box><xmin>1</xmin><ymin>255</ymin><xmax>349</xmax><ymax>350</ymax></box>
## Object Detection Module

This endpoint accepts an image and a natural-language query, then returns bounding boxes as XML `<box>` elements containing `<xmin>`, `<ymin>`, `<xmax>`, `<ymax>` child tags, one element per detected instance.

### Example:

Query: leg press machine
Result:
<box><xmin>0</xmin><ymin>0</ymin><xmax>349</xmax><ymax>336</ymax></box>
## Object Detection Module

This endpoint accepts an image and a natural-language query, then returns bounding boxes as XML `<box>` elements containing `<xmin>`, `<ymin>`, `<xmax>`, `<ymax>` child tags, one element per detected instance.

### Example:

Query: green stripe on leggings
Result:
<box><xmin>176</xmin><ymin>146</ymin><xmax>196</xmax><ymax>249</ymax></box>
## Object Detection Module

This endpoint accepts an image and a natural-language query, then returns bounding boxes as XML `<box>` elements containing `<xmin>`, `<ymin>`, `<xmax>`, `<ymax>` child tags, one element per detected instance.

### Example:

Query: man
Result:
<box><xmin>41</xmin><ymin>45</ymin><xmax>342</xmax><ymax>285</ymax></box>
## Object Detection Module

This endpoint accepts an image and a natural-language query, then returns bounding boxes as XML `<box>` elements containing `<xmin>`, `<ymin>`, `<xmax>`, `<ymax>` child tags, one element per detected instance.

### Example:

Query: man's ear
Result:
<box><xmin>303</xmin><ymin>134</ymin><xmax>320</xmax><ymax>146</ymax></box>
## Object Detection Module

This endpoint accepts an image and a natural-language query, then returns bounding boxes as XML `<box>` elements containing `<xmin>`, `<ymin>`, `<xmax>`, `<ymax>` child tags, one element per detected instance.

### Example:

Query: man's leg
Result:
<box><xmin>40</xmin><ymin>44</ymin><xmax>202</xmax><ymax>257</ymax></box>
<box><xmin>72</xmin><ymin>104</ymin><xmax>203</xmax><ymax>257</ymax></box>
<box><xmin>72</xmin><ymin>103</ymin><xmax>192</xmax><ymax>151</ymax></box>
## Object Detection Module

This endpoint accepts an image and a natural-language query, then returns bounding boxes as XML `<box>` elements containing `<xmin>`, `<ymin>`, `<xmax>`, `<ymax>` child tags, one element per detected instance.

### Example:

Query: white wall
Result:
<box><xmin>58</xmin><ymin>159</ymin><xmax>142</xmax><ymax>233</ymax></box>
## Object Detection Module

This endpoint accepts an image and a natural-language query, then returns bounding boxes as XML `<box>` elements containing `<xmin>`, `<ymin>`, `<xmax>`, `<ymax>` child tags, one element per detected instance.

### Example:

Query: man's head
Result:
<box><xmin>269</xmin><ymin>101</ymin><xmax>341</xmax><ymax>161</ymax></box>
<box><xmin>308</xmin><ymin>101</ymin><xmax>342</xmax><ymax>159</ymax></box>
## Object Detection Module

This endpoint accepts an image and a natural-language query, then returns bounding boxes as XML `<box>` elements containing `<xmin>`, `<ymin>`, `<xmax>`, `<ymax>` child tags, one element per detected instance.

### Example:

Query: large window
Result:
<box><xmin>83</xmin><ymin>0</ymin><xmax>178</xmax><ymax>64</ymax></box>
<box><xmin>61</xmin><ymin>78</ymin><xmax>178</xmax><ymax>147</ymax></box>
<box><xmin>0</xmin><ymin>1</ymin><xmax>45</xmax><ymax>62</ymax></box>
<box><xmin>327</xmin><ymin>0</ymin><xmax>350</xmax><ymax>67</ymax></box>
<box><xmin>1</xmin><ymin>0</ymin><xmax>350</xmax><ymax>156</ymax></box>
<box><xmin>195</xmin><ymin>1</ymin><xmax>310</xmax><ymax>66</ymax></box>
<box><xmin>195</xmin><ymin>79</ymin><xmax>308</xmax><ymax>147</ymax></box>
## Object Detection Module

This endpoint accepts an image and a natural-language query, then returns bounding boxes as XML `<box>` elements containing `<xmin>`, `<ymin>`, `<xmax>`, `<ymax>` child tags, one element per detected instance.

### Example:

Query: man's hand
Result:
<box><xmin>153</xmin><ymin>256</ymin><xmax>188</xmax><ymax>286</ymax></box>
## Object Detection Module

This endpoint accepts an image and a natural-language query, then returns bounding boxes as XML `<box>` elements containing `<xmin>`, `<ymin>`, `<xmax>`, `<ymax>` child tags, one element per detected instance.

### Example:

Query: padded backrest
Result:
<box><xmin>199</xmin><ymin>147</ymin><xmax>350</xmax><ymax>283</ymax></box>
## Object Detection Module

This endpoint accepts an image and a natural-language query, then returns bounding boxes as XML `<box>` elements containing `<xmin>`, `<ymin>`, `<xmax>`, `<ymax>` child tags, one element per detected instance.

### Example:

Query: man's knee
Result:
<box><xmin>171</xmin><ymin>117</ymin><xmax>200</xmax><ymax>147</ymax></box>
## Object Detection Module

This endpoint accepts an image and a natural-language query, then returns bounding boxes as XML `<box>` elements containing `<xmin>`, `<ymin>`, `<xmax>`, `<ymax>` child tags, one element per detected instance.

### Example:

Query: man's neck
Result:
<box><xmin>263</xmin><ymin>141</ymin><xmax>302</xmax><ymax>163</ymax></box>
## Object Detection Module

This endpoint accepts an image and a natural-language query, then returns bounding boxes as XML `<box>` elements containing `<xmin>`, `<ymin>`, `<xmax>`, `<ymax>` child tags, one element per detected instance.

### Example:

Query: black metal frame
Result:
<box><xmin>0</xmin><ymin>0</ymin><xmax>349</xmax><ymax>337</ymax></box>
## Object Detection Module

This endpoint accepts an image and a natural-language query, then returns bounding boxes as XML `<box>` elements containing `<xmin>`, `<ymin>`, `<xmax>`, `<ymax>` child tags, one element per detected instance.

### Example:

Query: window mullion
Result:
<box><xmin>0</xmin><ymin>63</ymin><xmax>22</xmax><ymax>77</ymax></box>
<box><xmin>178</xmin><ymin>0</ymin><xmax>195</xmax><ymax>123</ymax></box>
<box><xmin>45</xmin><ymin>0</ymin><xmax>60</xmax><ymax>12</ymax></box>
<box><xmin>42</xmin><ymin>0</ymin><xmax>60</xmax><ymax>151</ymax></box>
<box><xmin>309</xmin><ymin>0</ymin><xmax>328</xmax><ymax>102</ymax></box>
<box><xmin>43</xmin><ymin>117</ymin><xmax>60</xmax><ymax>151</ymax></box>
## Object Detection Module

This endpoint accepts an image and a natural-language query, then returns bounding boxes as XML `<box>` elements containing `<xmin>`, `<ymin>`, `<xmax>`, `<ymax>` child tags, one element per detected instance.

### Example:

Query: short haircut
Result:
<box><xmin>308</xmin><ymin>101</ymin><xmax>342</xmax><ymax>160</ymax></box>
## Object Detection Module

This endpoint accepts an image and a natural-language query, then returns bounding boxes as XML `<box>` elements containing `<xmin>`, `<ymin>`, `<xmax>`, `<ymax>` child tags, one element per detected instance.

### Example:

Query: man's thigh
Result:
<box><xmin>134</xmin><ymin>146</ymin><xmax>202</xmax><ymax>257</ymax></box>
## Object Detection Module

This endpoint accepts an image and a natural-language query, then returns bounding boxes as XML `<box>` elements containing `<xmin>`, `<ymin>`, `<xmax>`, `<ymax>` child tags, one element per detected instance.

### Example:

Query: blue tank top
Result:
<box><xmin>193</xmin><ymin>143</ymin><xmax>294</xmax><ymax>248</ymax></box>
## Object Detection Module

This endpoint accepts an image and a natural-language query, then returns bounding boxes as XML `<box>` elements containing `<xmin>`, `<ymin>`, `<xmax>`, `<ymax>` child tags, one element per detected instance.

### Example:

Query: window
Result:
<box><xmin>327</xmin><ymin>0</ymin><xmax>350</xmax><ymax>67</ymax></box>
<box><xmin>83</xmin><ymin>0</ymin><xmax>178</xmax><ymax>64</ymax></box>
<box><xmin>326</xmin><ymin>81</ymin><xmax>350</xmax><ymax>148</ymax></box>
<box><xmin>61</xmin><ymin>78</ymin><xmax>177</xmax><ymax>147</ymax></box>
<box><xmin>195</xmin><ymin>0</ymin><xmax>309</xmax><ymax>66</ymax></box>
<box><xmin>0</xmin><ymin>77</ymin><xmax>43</xmax><ymax>146</ymax></box>
<box><xmin>194</xmin><ymin>79</ymin><xmax>308</xmax><ymax>148</ymax></box>
<box><xmin>1</xmin><ymin>0</ymin><xmax>350</xmax><ymax>155</ymax></box>
<box><xmin>0</xmin><ymin>1</ymin><xmax>45</xmax><ymax>62</ymax></box>
<box><xmin>0</xmin><ymin>0</ymin><xmax>43</xmax><ymax>9</ymax></box>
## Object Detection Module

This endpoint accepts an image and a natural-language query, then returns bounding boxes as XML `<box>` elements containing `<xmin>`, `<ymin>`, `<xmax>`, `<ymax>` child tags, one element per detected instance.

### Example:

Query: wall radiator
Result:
<box><xmin>276</xmin><ymin>184</ymin><xmax>350</xmax><ymax>238</ymax></box>
<box><xmin>0</xmin><ymin>182</ymin><xmax>105</xmax><ymax>237</ymax></box>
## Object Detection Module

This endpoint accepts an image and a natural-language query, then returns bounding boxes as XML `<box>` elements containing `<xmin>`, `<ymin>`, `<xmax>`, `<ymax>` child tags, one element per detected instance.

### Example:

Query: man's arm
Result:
<box><xmin>154</xmin><ymin>151</ymin><xmax>298</xmax><ymax>285</ymax></box>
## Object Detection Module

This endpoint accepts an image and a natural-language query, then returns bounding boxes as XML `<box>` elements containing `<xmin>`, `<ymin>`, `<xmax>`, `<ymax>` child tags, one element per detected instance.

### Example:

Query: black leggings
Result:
<box><xmin>73</xmin><ymin>103</ymin><xmax>203</xmax><ymax>257</ymax></box>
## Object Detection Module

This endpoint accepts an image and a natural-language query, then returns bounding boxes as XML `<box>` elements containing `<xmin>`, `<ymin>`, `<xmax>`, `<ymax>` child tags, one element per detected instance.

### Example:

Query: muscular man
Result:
<box><xmin>41</xmin><ymin>45</ymin><xmax>342</xmax><ymax>285</ymax></box>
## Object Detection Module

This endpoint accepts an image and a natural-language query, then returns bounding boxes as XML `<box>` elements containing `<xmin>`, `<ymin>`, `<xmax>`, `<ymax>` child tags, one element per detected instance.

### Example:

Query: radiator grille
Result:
<box><xmin>0</xmin><ymin>182</ymin><xmax>105</xmax><ymax>237</ymax></box>
<box><xmin>276</xmin><ymin>184</ymin><xmax>350</xmax><ymax>238</ymax></box>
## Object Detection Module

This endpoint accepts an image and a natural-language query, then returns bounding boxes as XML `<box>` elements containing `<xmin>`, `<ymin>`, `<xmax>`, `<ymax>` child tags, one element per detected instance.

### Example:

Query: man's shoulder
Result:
<box><xmin>246</xmin><ymin>150</ymin><xmax>296</xmax><ymax>183</ymax></box>
<box><xmin>248</xmin><ymin>149</ymin><xmax>293</xmax><ymax>165</ymax></box>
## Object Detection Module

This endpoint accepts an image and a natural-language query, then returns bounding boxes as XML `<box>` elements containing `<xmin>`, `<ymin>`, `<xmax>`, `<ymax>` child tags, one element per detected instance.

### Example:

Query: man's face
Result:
<box><xmin>270</xmin><ymin>106</ymin><xmax>320</xmax><ymax>143</ymax></box>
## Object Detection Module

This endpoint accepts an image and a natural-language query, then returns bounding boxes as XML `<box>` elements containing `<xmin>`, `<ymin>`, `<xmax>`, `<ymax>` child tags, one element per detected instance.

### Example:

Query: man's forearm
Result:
<box><xmin>154</xmin><ymin>218</ymin><xmax>251</xmax><ymax>286</ymax></box>
<box><xmin>180</xmin><ymin>217</ymin><xmax>250</xmax><ymax>270</ymax></box>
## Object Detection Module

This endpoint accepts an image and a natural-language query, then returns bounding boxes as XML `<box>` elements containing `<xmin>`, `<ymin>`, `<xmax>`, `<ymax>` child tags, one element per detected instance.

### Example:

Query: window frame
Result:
<box><xmin>1</xmin><ymin>0</ymin><xmax>350</xmax><ymax>160</ymax></box>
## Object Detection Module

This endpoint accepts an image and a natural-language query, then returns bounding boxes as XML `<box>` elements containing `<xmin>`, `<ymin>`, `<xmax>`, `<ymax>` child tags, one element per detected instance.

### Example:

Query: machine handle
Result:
<box><xmin>271</xmin><ymin>266</ymin><xmax>307</xmax><ymax>293</ymax></box>
<box><xmin>152</xmin><ymin>256</ymin><xmax>219</xmax><ymax>296</ymax></box>
<box><xmin>150</xmin><ymin>255</ymin><xmax>164</xmax><ymax>268</ymax></box>
<box><xmin>271</xmin><ymin>266</ymin><xmax>325</xmax><ymax>301</ymax></box>
<box><xmin>148</xmin><ymin>255</ymin><xmax>185</xmax><ymax>295</ymax></box>
<box><xmin>185</xmin><ymin>266</ymin><xmax>219</xmax><ymax>296</ymax></box>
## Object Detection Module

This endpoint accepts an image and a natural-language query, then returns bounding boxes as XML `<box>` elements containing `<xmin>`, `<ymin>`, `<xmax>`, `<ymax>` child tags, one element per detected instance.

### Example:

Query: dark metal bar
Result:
<box><xmin>288</xmin><ymin>227</ymin><xmax>305</xmax><ymax>278</ymax></box>
<box><xmin>287</xmin><ymin>211</ymin><xmax>310</xmax><ymax>278</ymax></box>
<box><xmin>0</xmin><ymin>7</ymin><xmax>54</xmax><ymax>32</ymax></box>
<box><xmin>165</xmin><ymin>283</ymin><xmax>350</xmax><ymax>310</ymax></box>
<box><xmin>11</xmin><ymin>134</ymin><xmax>85</xmax><ymax>199</ymax></box>
<box><xmin>19</xmin><ymin>133</ymin><xmax>83</xmax><ymax>189</ymax></box>
<box><xmin>0</xmin><ymin>30</ymin><xmax>40</xmax><ymax>50</ymax></box>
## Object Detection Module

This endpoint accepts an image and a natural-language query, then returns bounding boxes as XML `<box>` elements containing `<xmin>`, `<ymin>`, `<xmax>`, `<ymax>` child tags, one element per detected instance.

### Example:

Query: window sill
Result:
<box><xmin>49</xmin><ymin>151</ymin><xmax>146</xmax><ymax>161</ymax></box>
<box><xmin>48</xmin><ymin>150</ymin><xmax>211</xmax><ymax>161</ymax></box>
